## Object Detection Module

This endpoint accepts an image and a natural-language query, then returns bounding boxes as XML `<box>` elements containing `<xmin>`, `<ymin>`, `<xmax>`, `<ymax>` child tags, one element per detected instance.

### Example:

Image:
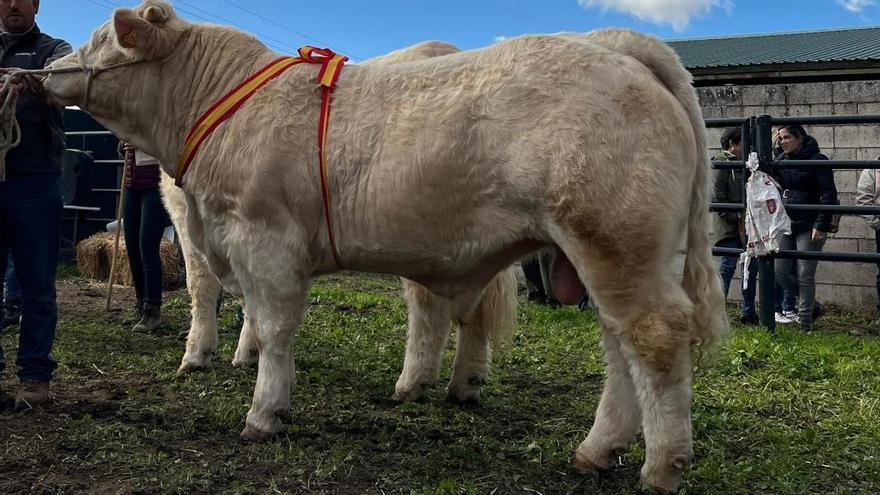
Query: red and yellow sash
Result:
<box><xmin>175</xmin><ymin>46</ymin><xmax>348</xmax><ymax>268</ymax></box>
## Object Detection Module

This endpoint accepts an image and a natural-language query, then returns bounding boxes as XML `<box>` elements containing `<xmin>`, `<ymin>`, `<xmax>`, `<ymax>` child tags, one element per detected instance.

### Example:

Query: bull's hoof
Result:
<box><xmin>178</xmin><ymin>354</ymin><xmax>212</xmax><ymax>373</ymax></box>
<box><xmin>391</xmin><ymin>382</ymin><xmax>431</xmax><ymax>402</ymax></box>
<box><xmin>232</xmin><ymin>349</ymin><xmax>259</xmax><ymax>369</ymax></box>
<box><xmin>638</xmin><ymin>478</ymin><xmax>680</xmax><ymax>495</ymax></box>
<box><xmin>240</xmin><ymin>424</ymin><xmax>275</xmax><ymax>442</ymax></box>
<box><xmin>446</xmin><ymin>374</ymin><xmax>486</xmax><ymax>403</ymax></box>
<box><xmin>639</xmin><ymin>457</ymin><xmax>688</xmax><ymax>494</ymax></box>
<box><xmin>231</xmin><ymin>358</ymin><xmax>258</xmax><ymax>370</ymax></box>
<box><xmin>572</xmin><ymin>452</ymin><xmax>611</xmax><ymax>473</ymax></box>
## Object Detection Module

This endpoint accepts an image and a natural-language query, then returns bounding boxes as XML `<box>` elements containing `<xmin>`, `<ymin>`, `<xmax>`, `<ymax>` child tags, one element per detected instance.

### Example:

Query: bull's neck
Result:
<box><xmin>152</xmin><ymin>31</ymin><xmax>280</xmax><ymax>179</ymax></box>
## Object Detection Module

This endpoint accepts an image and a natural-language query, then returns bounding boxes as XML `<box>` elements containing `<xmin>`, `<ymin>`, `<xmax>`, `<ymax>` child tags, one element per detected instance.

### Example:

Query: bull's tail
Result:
<box><xmin>480</xmin><ymin>266</ymin><xmax>518</xmax><ymax>354</ymax></box>
<box><xmin>583</xmin><ymin>29</ymin><xmax>729</xmax><ymax>358</ymax></box>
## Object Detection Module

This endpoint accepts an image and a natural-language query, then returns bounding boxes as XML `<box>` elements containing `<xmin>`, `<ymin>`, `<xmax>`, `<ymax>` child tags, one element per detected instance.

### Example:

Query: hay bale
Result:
<box><xmin>76</xmin><ymin>232</ymin><xmax>184</xmax><ymax>288</ymax></box>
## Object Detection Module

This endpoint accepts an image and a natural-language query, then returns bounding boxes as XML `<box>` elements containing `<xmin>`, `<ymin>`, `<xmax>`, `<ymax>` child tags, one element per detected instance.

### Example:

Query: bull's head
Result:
<box><xmin>44</xmin><ymin>0</ymin><xmax>187</xmax><ymax>113</ymax></box>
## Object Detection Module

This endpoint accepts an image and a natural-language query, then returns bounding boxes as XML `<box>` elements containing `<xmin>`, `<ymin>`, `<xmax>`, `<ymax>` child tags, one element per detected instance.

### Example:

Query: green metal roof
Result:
<box><xmin>666</xmin><ymin>26</ymin><xmax>880</xmax><ymax>69</ymax></box>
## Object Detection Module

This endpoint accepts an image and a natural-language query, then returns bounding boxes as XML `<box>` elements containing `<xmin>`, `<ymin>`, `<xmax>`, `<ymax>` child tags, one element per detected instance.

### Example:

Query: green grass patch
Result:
<box><xmin>0</xmin><ymin>273</ymin><xmax>878</xmax><ymax>494</ymax></box>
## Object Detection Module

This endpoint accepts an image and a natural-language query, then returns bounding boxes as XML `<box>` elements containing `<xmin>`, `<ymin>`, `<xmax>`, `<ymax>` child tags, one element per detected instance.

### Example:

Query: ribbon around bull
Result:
<box><xmin>175</xmin><ymin>46</ymin><xmax>348</xmax><ymax>268</ymax></box>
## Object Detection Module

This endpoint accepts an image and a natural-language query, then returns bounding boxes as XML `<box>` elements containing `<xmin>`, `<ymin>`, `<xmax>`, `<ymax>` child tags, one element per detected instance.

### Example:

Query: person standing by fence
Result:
<box><xmin>773</xmin><ymin>125</ymin><xmax>837</xmax><ymax>329</ymax></box>
<box><xmin>120</xmin><ymin>143</ymin><xmax>170</xmax><ymax>333</ymax></box>
<box><xmin>712</xmin><ymin>127</ymin><xmax>759</xmax><ymax>325</ymax></box>
<box><xmin>857</xmin><ymin>162</ymin><xmax>880</xmax><ymax>326</ymax></box>
<box><xmin>0</xmin><ymin>0</ymin><xmax>73</xmax><ymax>409</ymax></box>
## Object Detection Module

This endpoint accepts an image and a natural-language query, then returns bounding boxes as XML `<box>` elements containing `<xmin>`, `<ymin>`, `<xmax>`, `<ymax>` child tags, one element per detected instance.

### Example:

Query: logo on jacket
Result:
<box><xmin>766</xmin><ymin>199</ymin><xmax>777</xmax><ymax>214</ymax></box>
<box><xmin>13</xmin><ymin>52</ymin><xmax>37</xmax><ymax>56</ymax></box>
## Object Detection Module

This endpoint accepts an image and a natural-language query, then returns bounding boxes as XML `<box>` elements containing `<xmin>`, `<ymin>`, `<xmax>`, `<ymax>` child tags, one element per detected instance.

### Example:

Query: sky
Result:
<box><xmin>37</xmin><ymin>0</ymin><xmax>880</xmax><ymax>62</ymax></box>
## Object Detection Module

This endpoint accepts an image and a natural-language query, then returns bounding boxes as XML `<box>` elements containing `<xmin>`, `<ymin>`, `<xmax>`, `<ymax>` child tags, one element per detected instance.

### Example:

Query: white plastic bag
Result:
<box><xmin>739</xmin><ymin>152</ymin><xmax>791</xmax><ymax>289</ymax></box>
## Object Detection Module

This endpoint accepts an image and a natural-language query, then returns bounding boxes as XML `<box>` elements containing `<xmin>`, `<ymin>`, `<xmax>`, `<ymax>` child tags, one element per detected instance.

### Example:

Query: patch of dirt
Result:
<box><xmin>56</xmin><ymin>279</ymin><xmax>141</xmax><ymax>324</ymax></box>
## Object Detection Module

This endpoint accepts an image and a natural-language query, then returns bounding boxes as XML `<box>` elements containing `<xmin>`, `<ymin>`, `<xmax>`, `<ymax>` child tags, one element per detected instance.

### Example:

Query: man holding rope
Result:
<box><xmin>0</xmin><ymin>0</ymin><xmax>71</xmax><ymax>410</ymax></box>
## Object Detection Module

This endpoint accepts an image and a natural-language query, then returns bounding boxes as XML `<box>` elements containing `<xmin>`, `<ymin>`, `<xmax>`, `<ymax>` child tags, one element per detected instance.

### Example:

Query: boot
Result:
<box><xmin>15</xmin><ymin>380</ymin><xmax>50</xmax><ymax>410</ymax></box>
<box><xmin>124</xmin><ymin>299</ymin><xmax>144</xmax><ymax>325</ymax></box>
<box><xmin>132</xmin><ymin>302</ymin><xmax>161</xmax><ymax>333</ymax></box>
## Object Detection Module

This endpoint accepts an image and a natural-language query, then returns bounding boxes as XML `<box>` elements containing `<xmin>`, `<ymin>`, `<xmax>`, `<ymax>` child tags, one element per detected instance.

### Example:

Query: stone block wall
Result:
<box><xmin>699</xmin><ymin>80</ymin><xmax>880</xmax><ymax>309</ymax></box>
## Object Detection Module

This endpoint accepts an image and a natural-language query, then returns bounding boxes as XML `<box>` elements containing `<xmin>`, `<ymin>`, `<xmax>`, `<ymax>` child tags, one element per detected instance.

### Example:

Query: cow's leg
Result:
<box><xmin>573</xmin><ymin>318</ymin><xmax>641</xmax><ymax>470</ymax></box>
<box><xmin>393</xmin><ymin>279</ymin><xmax>453</xmax><ymax>401</ymax></box>
<box><xmin>175</xmin><ymin>215</ymin><xmax>223</xmax><ymax>372</ymax></box>
<box><xmin>619</xmin><ymin>300</ymin><xmax>694</xmax><ymax>494</ymax></box>
<box><xmin>232</xmin><ymin>301</ymin><xmax>259</xmax><ymax>368</ymax></box>
<box><xmin>587</xmin><ymin>279</ymin><xmax>693</xmax><ymax>492</ymax></box>
<box><xmin>239</xmin><ymin>281</ymin><xmax>309</xmax><ymax>440</ymax></box>
<box><xmin>446</xmin><ymin>313</ymin><xmax>490</xmax><ymax>402</ymax></box>
<box><xmin>553</xmin><ymin>230</ymin><xmax>694</xmax><ymax>493</ymax></box>
<box><xmin>447</xmin><ymin>268</ymin><xmax>517</xmax><ymax>402</ymax></box>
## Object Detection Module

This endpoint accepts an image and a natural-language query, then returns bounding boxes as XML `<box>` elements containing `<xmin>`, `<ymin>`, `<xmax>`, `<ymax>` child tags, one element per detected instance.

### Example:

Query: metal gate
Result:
<box><xmin>707</xmin><ymin>114</ymin><xmax>880</xmax><ymax>330</ymax></box>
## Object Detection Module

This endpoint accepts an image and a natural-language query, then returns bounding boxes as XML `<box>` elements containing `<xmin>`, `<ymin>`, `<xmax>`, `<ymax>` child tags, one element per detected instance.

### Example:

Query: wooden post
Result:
<box><xmin>106</xmin><ymin>146</ymin><xmax>130</xmax><ymax>310</ymax></box>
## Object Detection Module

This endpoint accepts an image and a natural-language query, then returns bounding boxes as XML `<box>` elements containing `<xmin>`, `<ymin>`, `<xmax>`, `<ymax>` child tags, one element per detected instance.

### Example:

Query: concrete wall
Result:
<box><xmin>698</xmin><ymin>80</ymin><xmax>880</xmax><ymax>309</ymax></box>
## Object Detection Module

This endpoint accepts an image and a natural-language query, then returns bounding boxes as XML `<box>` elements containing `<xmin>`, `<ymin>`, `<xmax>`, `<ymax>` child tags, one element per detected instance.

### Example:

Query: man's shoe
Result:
<box><xmin>774</xmin><ymin>311</ymin><xmax>795</xmax><ymax>324</ymax></box>
<box><xmin>14</xmin><ymin>381</ymin><xmax>50</xmax><ymax>410</ymax></box>
<box><xmin>739</xmin><ymin>314</ymin><xmax>760</xmax><ymax>326</ymax></box>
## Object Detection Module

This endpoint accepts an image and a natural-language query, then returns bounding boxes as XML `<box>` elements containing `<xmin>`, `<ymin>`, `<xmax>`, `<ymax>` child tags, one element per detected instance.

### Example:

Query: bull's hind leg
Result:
<box><xmin>393</xmin><ymin>279</ymin><xmax>453</xmax><ymax>401</ymax></box>
<box><xmin>573</xmin><ymin>318</ymin><xmax>641</xmax><ymax>471</ymax></box>
<box><xmin>558</xmin><ymin>237</ymin><xmax>695</xmax><ymax>493</ymax></box>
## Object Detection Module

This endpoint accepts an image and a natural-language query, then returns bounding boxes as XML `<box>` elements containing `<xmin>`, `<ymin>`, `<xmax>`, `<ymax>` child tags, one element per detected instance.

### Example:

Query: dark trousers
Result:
<box><xmin>0</xmin><ymin>174</ymin><xmax>62</xmax><ymax>383</ymax></box>
<box><xmin>123</xmin><ymin>188</ymin><xmax>168</xmax><ymax>306</ymax></box>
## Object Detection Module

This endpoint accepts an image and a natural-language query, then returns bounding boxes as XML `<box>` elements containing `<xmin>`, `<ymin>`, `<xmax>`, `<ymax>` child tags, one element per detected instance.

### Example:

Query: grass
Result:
<box><xmin>0</xmin><ymin>267</ymin><xmax>878</xmax><ymax>494</ymax></box>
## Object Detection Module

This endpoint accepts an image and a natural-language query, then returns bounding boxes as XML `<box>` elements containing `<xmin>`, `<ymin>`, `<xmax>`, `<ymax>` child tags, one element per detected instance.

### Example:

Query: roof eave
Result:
<box><xmin>689</xmin><ymin>60</ymin><xmax>880</xmax><ymax>86</ymax></box>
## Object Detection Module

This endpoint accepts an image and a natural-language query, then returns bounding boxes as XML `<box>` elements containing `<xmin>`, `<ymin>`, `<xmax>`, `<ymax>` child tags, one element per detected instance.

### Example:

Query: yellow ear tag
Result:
<box><xmin>123</xmin><ymin>31</ymin><xmax>138</xmax><ymax>48</ymax></box>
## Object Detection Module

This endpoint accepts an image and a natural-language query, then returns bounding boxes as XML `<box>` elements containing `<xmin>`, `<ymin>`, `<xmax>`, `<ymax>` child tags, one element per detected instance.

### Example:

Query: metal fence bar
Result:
<box><xmin>705</xmin><ymin>118</ymin><xmax>749</xmax><ymax>128</ymax></box>
<box><xmin>711</xmin><ymin>202</ymin><xmax>880</xmax><ymax>214</ymax></box>
<box><xmin>713</xmin><ymin>160</ymin><xmax>880</xmax><ymax>170</ymax></box>
<box><xmin>65</xmin><ymin>131</ymin><xmax>114</xmax><ymax>136</ymax></box>
<box><xmin>770</xmin><ymin>115</ymin><xmax>880</xmax><ymax>125</ymax></box>
<box><xmin>714</xmin><ymin>247</ymin><xmax>880</xmax><ymax>263</ymax></box>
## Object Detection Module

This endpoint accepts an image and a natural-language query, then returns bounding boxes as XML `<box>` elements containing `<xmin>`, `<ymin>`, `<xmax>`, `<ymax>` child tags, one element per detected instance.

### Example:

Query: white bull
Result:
<box><xmin>45</xmin><ymin>2</ymin><xmax>727</xmax><ymax>492</ymax></box>
<box><xmin>163</xmin><ymin>39</ymin><xmax>518</xmax><ymax>404</ymax></box>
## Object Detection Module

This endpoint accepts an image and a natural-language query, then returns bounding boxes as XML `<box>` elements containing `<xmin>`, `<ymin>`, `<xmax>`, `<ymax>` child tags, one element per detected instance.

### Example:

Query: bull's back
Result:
<box><xmin>318</xmin><ymin>35</ymin><xmax>694</xmax><ymax>276</ymax></box>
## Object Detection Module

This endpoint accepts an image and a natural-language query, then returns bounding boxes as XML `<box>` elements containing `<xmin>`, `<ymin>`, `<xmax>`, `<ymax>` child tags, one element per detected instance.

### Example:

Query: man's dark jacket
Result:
<box><xmin>0</xmin><ymin>25</ymin><xmax>72</xmax><ymax>177</ymax></box>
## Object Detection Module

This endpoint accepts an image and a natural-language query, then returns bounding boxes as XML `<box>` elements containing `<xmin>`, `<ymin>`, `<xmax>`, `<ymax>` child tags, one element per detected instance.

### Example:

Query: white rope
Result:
<box><xmin>0</xmin><ymin>75</ymin><xmax>21</xmax><ymax>182</ymax></box>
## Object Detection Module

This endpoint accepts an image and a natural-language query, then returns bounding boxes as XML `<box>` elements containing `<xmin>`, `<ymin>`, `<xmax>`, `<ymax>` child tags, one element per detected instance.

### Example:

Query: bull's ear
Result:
<box><xmin>113</xmin><ymin>9</ymin><xmax>157</xmax><ymax>50</ymax></box>
<box><xmin>142</xmin><ymin>5</ymin><xmax>168</xmax><ymax>24</ymax></box>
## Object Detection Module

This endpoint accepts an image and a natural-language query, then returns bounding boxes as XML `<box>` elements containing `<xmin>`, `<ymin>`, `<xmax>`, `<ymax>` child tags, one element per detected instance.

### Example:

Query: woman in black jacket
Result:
<box><xmin>774</xmin><ymin>125</ymin><xmax>838</xmax><ymax>328</ymax></box>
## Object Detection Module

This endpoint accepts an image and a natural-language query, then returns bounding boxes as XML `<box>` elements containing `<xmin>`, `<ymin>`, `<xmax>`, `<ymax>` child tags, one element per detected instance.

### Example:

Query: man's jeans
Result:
<box><xmin>717</xmin><ymin>237</ymin><xmax>757</xmax><ymax>317</ymax></box>
<box><xmin>775</xmin><ymin>230</ymin><xmax>826</xmax><ymax>324</ymax></box>
<box><xmin>0</xmin><ymin>174</ymin><xmax>62</xmax><ymax>383</ymax></box>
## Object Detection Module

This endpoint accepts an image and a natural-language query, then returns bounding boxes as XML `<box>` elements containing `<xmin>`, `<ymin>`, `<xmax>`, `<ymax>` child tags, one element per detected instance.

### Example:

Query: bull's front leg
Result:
<box><xmin>393</xmin><ymin>279</ymin><xmax>453</xmax><ymax>401</ymax></box>
<box><xmin>240</xmin><ymin>280</ymin><xmax>310</xmax><ymax>440</ymax></box>
<box><xmin>177</xmin><ymin>222</ymin><xmax>223</xmax><ymax>372</ymax></box>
